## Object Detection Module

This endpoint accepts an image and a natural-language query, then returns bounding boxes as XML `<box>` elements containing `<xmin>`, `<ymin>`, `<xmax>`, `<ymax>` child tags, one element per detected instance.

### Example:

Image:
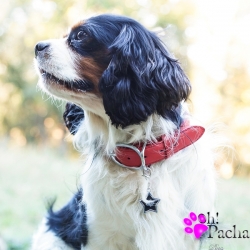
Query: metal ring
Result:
<box><xmin>142</xmin><ymin>166</ymin><xmax>151</xmax><ymax>179</ymax></box>
<box><xmin>110</xmin><ymin>143</ymin><xmax>147</xmax><ymax>170</ymax></box>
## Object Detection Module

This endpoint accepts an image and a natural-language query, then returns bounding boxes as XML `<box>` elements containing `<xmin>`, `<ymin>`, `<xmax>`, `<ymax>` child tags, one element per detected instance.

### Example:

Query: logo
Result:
<box><xmin>183</xmin><ymin>212</ymin><xmax>209</xmax><ymax>238</ymax></box>
<box><xmin>183</xmin><ymin>212</ymin><xmax>250</xmax><ymax>239</ymax></box>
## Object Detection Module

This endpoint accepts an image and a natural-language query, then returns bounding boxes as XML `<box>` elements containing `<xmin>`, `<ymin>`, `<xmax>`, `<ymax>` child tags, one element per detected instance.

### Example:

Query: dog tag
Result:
<box><xmin>140</xmin><ymin>192</ymin><xmax>160</xmax><ymax>213</ymax></box>
<box><xmin>140</xmin><ymin>165</ymin><xmax>160</xmax><ymax>213</ymax></box>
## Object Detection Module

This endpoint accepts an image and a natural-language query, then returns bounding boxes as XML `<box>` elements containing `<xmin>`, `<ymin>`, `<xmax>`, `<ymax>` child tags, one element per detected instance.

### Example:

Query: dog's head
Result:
<box><xmin>35</xmin><ymin>14</ymin><xmax>191</xmax><ymax>129</ymax></box>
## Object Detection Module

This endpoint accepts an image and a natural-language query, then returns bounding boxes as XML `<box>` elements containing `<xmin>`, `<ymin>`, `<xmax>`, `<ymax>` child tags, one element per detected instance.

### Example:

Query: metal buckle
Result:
<box><xmin>110</xmin><ymin>142</ymin><xmax>147</xmax><ymax>171</ymax></box>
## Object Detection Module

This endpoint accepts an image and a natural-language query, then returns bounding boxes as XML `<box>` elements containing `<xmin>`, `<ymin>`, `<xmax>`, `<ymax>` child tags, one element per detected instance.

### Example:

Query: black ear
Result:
<box><xmin>99</xmin><ymin>24</ymin><xmax>191</xmax><ymax>128</ymax></box>
<box><xmin>63</xmin><ymin>103</ymin><xmax>84</xmax><ymax>135</ymax></box>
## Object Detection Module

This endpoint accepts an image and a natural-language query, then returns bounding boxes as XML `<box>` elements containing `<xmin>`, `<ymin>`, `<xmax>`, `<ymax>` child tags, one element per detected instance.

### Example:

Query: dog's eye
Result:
<box><xmin>76</xmin><ymin>31</ymin><xmax>88</xmax><ymax>40</ymax></box>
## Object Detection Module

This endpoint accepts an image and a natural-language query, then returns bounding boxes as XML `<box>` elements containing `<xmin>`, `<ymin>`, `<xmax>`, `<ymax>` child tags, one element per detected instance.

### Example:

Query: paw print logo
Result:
<box><xmin>183</xmin><ymin>212</ymin><xmax>208</xmax><ymax>239</ymax></box>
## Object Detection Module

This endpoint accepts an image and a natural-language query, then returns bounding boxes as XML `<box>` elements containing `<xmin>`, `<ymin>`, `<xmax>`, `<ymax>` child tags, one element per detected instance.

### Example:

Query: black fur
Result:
<box><xmin>53</xmin><ymin>15</ymin><xmax>190</xmax><ymax>248</ymax></box>
<box><xmin>92</xmin><ymin>15</ymin><xmax>191</xmax><ymax>128</ymax></box>
<box><xmin>63</xmin><ymin>103</ymin><xmax>84</xmax><ymax>135</ymax></box>
<box><xmin>47</xmin><ymin>190</ymin><xmax>88</xmax><ymax>249</ymax></box>
<box><xmin>52</xmin><ymin>15</ymin><xmax>191</xmax><ymax>249</ymax></box>
<box><xmin>65</xmin><ymin>14</ymin><xmax>190</xmax><ymax>129</ymax></box>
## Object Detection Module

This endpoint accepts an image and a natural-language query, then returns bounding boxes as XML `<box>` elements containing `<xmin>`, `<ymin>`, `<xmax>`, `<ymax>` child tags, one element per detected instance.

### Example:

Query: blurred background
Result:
<box><xmin>0</xmin><ymin>0</ymin><xmax>250</xmax><ymax>249</ymax></box>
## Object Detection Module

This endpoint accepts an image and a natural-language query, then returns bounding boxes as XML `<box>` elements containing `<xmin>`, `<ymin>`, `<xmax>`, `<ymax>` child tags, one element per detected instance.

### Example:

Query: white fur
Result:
<box><xmin>33</xmin><ymin>106</ymin><xmax>218</xmax><ymax>250</ymax></box>
<box><xmin>34</xmin><ymin>38</ymin><xmax>108</xmax><ymax>117</ymax></box>
<box><xmin>34</xmin><ymin>38</ymin><xmax>84</xmax><ymax>102</ymax></box>
<box><xmin>72</xmin><ymin>108</ymin><xmax>217</xmax><ymax>250</ymax></box>
<box><xmin>36</xmin><ymin>38</ymin><xmax>79</xmax><ymax>82</ymax></box>
<box><xmin>32</xmin><ymin>219</ymin><xmax>74</xmax><ymax>250</ymax></box>
<box><xmin>33</xmin><ymin>37</ymin><xmax>219</xmax><ymax>250</ymax></box>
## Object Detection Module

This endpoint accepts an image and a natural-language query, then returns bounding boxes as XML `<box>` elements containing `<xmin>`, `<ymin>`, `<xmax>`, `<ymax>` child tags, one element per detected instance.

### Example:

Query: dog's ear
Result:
<box><xmin>152</xmin><ymin>45</ymin><xmax>191</xmax><ymax>120</ymax></box>
<box><xmin>99</xmin><ymin>24</ymin><xmax>191</xmax><ymax>128</ymax></box>
<box><xmin>63</xmin><ymin>103</ymin><xmax>84</xmax><ymax>135</ymax></box>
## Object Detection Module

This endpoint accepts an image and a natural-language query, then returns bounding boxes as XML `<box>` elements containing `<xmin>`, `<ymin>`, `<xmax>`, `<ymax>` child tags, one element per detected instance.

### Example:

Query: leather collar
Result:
<box><xmin>111</xmin><ymin>122</ymin><xmax>205</xmax><ymax>169</ymax></box>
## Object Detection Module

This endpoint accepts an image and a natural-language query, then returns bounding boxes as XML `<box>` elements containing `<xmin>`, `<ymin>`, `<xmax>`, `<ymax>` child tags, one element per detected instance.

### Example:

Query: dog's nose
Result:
<box><xmin>35</xmin><ymin>42</ymin><xmax>50</xmax><ymax>57</ymax></box>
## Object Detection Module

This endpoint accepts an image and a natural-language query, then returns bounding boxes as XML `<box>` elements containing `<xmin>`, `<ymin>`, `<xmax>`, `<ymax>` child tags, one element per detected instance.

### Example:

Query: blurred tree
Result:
<box><xmin>2</xmin><ymin>0</ymin><xmax>250</xmax><ymax>175</ymax></box>
<box><xmin>0</xmin><ymin>0</ymin><xmax>193</xmax><ymax>148</ymax></box>
<box><xmin>185</xmin><ymin>0</ymin><xmax>250</xmax><ymax>176</ymax></box>
<box><xmin>0</xmin><ymin>0</ymin><xmax>72</xmax><ymax>146</ymax></box>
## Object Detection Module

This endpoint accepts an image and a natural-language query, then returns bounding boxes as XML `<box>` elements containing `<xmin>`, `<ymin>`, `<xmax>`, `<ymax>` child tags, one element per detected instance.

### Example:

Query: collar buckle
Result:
<box><xmin>110</xmin><ymin>142</ymin><xmax>147</xmax><ymax>170</ymax></box>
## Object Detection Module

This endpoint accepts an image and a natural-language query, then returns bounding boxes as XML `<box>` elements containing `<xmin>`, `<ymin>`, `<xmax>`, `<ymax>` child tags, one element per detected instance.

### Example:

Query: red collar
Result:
<box><xmin>111</xmin><ymin>122</ymin><xmax>205</xmax><ymax>169</ymax></box>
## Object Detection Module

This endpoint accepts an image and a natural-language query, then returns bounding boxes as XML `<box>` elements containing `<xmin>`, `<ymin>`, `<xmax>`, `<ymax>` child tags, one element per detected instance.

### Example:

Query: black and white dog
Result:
<box><xmin>32</xmin><ymin>14</ymin><xmax>218</xmax><ymax>250</ymax></box>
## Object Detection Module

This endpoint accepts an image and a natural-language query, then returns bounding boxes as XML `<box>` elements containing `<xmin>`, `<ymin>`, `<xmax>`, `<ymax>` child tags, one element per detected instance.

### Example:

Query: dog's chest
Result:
<box><xmin>83</xmin><ymin>161</ymin><xmax>142</xmax><ymax>225</ymax></box>
<box><xmin>79</xmin><ymin>151</ymin><xmax>208</xmax><ymax>250</ymax></box>
<box><xmin>81</xmin><ymin>159</ymin><xmax>171</xmax><ymax>249</ymax></box>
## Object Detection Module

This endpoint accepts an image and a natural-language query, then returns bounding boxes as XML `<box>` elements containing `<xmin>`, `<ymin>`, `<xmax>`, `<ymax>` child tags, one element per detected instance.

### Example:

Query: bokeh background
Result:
<box><xmin>0</xmin><ymin>0</ymin><xmax>250</xmax><ymax>249</ymax></box>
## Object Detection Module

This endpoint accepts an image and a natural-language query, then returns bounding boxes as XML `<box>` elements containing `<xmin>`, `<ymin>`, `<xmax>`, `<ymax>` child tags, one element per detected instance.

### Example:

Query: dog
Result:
<box><xmin>32</xmin><ymin>14</ymin><xmax>218</xmax><ymax>250</ymax></box>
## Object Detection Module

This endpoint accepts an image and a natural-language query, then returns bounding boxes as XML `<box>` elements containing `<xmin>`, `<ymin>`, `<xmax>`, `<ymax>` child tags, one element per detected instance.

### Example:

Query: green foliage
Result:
<box><xmin>0</xmin><ymin>0</ymin><xmax>191</xmax><ymax>146</ymax></box>
<box><xmin>0</xmin><ymin>1</ymin><xmax>249</xmax><ymax>170</ymax></box>
<box><xmin>0</xmin><ymin>0</ymin><xmax>68</xmax><ymax>143</ymax></box>
<box><xmin>0</xmin><ymin>143</ymin><xmax>81</xmax><ymax>249</ymax></box>
<box><xmin>1</xmin><ymin>2</ymin><xmax>250</xmax><ymax>249</ymax></box>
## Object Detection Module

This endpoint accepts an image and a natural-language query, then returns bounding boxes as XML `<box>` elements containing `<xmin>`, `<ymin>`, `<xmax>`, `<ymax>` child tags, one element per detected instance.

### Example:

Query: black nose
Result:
<box><xmin>35</xmin><ymin>42</ymin><xmax>50</xmax><ymax>57</ymax></box>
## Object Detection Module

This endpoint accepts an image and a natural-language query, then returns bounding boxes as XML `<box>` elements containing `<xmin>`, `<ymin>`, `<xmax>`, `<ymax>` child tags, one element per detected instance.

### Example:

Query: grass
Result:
<box><xmin>0</xmin><ymin>142</ymin><xmax>82</xmax><ymax>249</ymax></box>
<box><xmin>0</xmin><ymin>142</ymin><xmax>250</xmax><ymax>250</ymax></box>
